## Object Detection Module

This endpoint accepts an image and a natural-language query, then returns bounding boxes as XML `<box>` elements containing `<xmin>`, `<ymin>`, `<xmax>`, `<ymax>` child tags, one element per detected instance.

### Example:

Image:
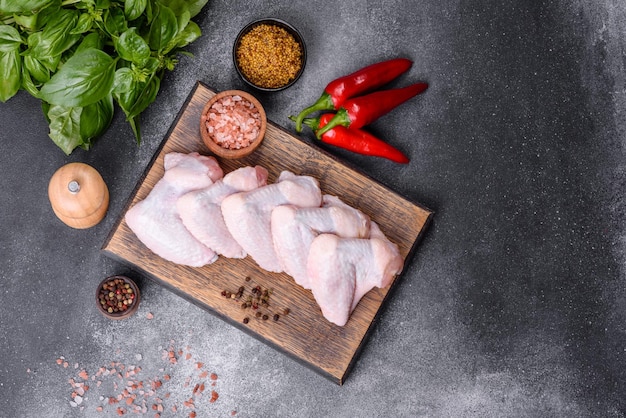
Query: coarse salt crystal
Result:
<box><xmin>206</xmin><ymin>95</ymin><xmax>261</xmax><ymax>150</ymax></box>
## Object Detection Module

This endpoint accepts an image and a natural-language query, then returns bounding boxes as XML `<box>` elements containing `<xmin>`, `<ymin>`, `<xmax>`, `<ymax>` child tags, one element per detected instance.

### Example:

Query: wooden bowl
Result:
<box><xmin>200</xmin><ymin>90</ymin><xmax>267</xmax><ymax>159</ymax></box>
<box><xmin>96</xmin><ymin>275</ymin><xmax>140</xmax><ymax>320</ymax></box>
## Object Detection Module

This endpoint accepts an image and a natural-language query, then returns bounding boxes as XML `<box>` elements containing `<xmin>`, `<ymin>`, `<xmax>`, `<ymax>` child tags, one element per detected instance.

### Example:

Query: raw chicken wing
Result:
<box><xmin>177</xmin><ymin>166</ymin><xmax>269</xmax><ymax>258</ymax></box>
<box><xmin>271</xmin><ymin>195</ymin><xmax>371</xmax><ymax>288</ymax></box>
<box><xmin>307</xmin><ymin>221</ymin><xmax>403</xmax><ymax>326</ymax></box>
<box><xmin>222</xmin><ymin>171</ymin><xmax>322</xmax><ymax>272</ymax></box>
<box><xmin>125</xmin><ymin>152</ymin><xmax>223</xmax><ymax>267</ymax></box>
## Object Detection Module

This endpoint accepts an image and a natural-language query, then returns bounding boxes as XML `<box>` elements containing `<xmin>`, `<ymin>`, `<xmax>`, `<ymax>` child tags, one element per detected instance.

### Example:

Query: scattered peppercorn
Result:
<box><xmin>221</xmin><ymin>277</ymin><xmax>290</xmax><ymax>325</ymax></box>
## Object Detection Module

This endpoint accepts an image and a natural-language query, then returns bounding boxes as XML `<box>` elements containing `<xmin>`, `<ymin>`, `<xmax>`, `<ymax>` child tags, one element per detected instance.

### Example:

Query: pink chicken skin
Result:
<box><xmin>221</xmin><ymin>171</ymin><xmax>322</xmax><ymax>272</ymax></box>
<box><xmin>125</xmin><ymin>152</ymin><xmax>223</xmax><ymax>267</ymax></box>
<box><xmin>271</xmin><ymin>194</ymin><xmax>371</xmax><ymax>289</ymax></box>
<box><xmin>177</xmin><ymin>166</ymin><xmax>269</xmax><ymax>258</ymax></box>
<box><xmin>307</xmin><ymin>222</ymin><xmax>403</xmax><ymax>326</ymax></box>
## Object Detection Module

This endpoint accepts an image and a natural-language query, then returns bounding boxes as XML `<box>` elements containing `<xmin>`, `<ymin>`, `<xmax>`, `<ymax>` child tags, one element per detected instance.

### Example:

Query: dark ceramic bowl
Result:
<box><xmin>233</xmin><ymin>18</ymin><xmax>306</xmax><ymax>92</ymax></box>
<box><xmin>96</xmin><ymin>275</ymin><xmax>140</xmax><ymax>320</ymax></box>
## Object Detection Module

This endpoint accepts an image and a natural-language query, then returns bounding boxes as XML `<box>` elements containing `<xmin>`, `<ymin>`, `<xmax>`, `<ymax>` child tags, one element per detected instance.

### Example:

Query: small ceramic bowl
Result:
<box><xmin>200</xmin><ymin>90</ymin><xmax>267</xmax><ymax>159</ymax></box>
<box><xmin>96</xmin><ymin>275</ymin><xmax>140</xmax><ymax>320</ymax></box>
<box><xmin>233</xmin><ymin>18</ymin><xmax>307</xmax><ymax>92</ymax></box>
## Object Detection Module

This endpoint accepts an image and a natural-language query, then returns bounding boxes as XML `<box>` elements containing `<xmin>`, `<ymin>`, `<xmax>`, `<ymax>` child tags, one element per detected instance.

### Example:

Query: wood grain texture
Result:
<box><xmin>102</xmin><ymin>82</ymin><xmax>433</xmax><ymax>385</ymax></box>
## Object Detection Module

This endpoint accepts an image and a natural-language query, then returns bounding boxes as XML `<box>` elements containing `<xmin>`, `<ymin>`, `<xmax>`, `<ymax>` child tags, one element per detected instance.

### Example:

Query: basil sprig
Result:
<box><xmin>0</xmin><ymin>0</ymin><xmax>209</xmax><ymax>154</ymax></box>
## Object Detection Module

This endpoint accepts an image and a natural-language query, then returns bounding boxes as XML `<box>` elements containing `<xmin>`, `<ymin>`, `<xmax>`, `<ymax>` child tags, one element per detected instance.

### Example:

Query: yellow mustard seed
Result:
<box><xmin>236</xmin><ymin>24</ymin><xmax>302</xmax><ymax>89</ymax></box>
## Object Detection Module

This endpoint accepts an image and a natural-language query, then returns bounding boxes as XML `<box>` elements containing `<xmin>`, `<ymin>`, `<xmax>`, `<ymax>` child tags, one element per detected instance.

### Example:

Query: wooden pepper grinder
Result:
<box><xmin>48</xmin><ymin>162</ymin><xmax>109</xmax><ymax>229</ymax></box>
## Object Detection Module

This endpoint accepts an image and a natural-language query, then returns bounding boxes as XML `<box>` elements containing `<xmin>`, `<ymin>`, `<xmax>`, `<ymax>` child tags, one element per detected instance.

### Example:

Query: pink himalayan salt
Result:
<box><xmin>205</xmin><ymin>95</ymin><xmax>261</xmax><ymax>150</ymax></box>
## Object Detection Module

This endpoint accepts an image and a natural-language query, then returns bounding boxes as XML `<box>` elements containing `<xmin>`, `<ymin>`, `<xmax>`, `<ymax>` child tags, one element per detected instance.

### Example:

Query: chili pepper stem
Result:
<box><xmin>293</xmin><ymin>92</ymin><xmax>335</xmax><ymax>133</ymax></box>
<box><xmin>289</xmin><ymin>115</ymin><xmax>319</xmax><ymax>132</ymax></box>
<box><xmin>315</xmin><ymin>109</ymin><xmax>351</xmax><ymax>139</ymax></box>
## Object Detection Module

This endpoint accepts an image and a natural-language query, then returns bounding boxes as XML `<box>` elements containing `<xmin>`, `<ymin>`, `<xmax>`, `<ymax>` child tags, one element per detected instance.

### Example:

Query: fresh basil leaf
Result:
<box><xmin>76</xmin><ymin>0</ymin><xmax>95</xmax><ymax>8</ymax></box>
<box><xmin>172</xmin><ymin>20</ymin><xmax>200</xmax><ymax>49</ymax></box>
<box><xmin>75</xmin><ymin>31</ymin><xmax>103</xmax><ymax>54</ymax></box>
<box><xmin>0</xmin><ymin>48</ymin><xmax>21</xmax><ymax>102</ymax></box>
<box><xmin>0</xmin><ymin>0</ymin><xmax>54</xmax><ymax>14</ymax></box>
<box><xmin>127</xmin><ymin>74</ymin><xmax>160</xmax><ymax>118</ymax></box>
<box><xmin>27</xmin><ymin>9</ymin><xmax>80</xmax><ymax>59</ymax></box>
<box><xmin>46</xmin><ymin>103</ymin><xmax>83</xmax><ymax>155</ymax></box>
<box><xmin>124</xmin><ymin>0</ymin><xmax>146</xmax><ymax>21</ymax></box>
<box><xmin>34</xmin><ymin>47</ymin><xmax>61</xmax><ymax>73</ymax></box>
<box><xmin>158</xmin><ymin>0</ymin><xmax>189</xmax><ymax>30</ymax></box>
<box><xmin>175</xmin><ymin>9</ymin><xmax>190</xmax><ymax>41</ymax></box>
<box><xmin>183</xmin><ymin>0</ymin><xmax>208</xmax><ymax>18</ymax></box>
<box><xmin>148</xmin><ymin>4</ymin><xmax>177</xmax><ymax>52</ymax></box>
<box><xmin>112</xmin><ymin>66</ymin><xmax>133</xmax><ymax>94</ymax></box>
<box><xmin>13</xmin><ymin>13</ymin><xmax>40</xmax><ymax>32</ymax></box>
<box><xmin>161</xmin><ymin>0</ymin><xmax>208</xmax><ymax>17</ymax></box>
<box><xmin>127</xmin><ymin>115</ymin><xmax>141</xmax><ymax>144</ymax></box>
<box><xmin>0</xmin><ymin>25</ymin><xmax>22</xmax><ymax>52</ymax></box>
<box><xmin>23</xmin><ymin>55</ymin><xmax>49</xmax><ymax>83</ymax></box>
<box><xmin>141</xmin><ymin>57</ymin><xmax>160</xmax><ymax>73</ymax></box>
<box><xmin>40</xmin><ymin>48</ymin><xmax>116</xmax><ymax>107</ymax></box>
<box><xmin>114</xmin><ymin>78</ymin><xmax>141</xmax><ymax>117</ymax></box>
<box><xmin>114</xmin><ymin>83</ymin><xmax>142</xmax><ymax>143</ymax></box>
<box><xmin>114</xmin><ymin>72</ymin><xmax>159</xmax><ymax>125</ymax></box>
<box><xmin>141</xmin><ymin>0</ymin><xmax>154</xmax><ymax>23</ymax></box>
<box><xmin>70</xmin><ymin>12</ymin><xmax>93</xmax><ymax>34</ymax></box>
<box><xmin>80</xmin><ymin>93</ymin><xmax>113</xmax><ymax>142</ymax></box>
<box><xmin>103</xmin><ymin>6</ymin><xmax>127</xmax><ymax>37</ymax></box>
<box><xmin>21</xmin><ymin>64</ymin><xmax>40</xmax><ymax>97</ymax></box>
<box><xmin>95</xmin><ymin>0</ymin><xmax>111</xmax><ymax>9</ymax></box>
<box><xmin>115</xmin><ymin>27</ymin><xmax>150</xmax><ymax>64</ymax></box>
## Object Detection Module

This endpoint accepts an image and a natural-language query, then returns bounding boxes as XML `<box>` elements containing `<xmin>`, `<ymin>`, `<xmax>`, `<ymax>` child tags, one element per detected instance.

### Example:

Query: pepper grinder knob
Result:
<box><xmin>48</xmin><ymin>162</ymin><xmax>109</xmax><ymax>229</ymax></box>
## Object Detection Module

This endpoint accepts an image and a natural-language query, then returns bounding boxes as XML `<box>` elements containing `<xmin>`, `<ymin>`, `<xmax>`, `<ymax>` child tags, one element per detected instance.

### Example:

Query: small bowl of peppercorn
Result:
<box><xmin>96</xmin><ymin>275</ymin><xmax>140</xmax><ymax>320</ymax></box>
<box><xmin>233</xmin><ymin>18</ymin><xmax>307</xmax><ymax>92</ymax></box>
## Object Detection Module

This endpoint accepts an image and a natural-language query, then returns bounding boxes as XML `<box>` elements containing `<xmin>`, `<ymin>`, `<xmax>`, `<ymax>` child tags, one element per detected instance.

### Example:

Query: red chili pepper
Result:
<box><xmin>315</xmin><ymin>82</ymin><xmax>428</xmax><ymax>139</ymax></box>
<box><xmin>291</xmin><ymin>113</ymin><xmax>409</xmax><ymax>164</ymax></box>
<box><xmin>293</xmin><ymin>58</ymin><xmax>413</xmax><ymax>133</ymax></box>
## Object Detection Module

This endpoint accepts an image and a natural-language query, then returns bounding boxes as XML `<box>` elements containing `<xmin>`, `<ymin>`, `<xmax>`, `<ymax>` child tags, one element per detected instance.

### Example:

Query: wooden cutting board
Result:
<box><xmin>102</xmin><ymin>81</ymin><xmax>433</xmax><ymax>385</ymax></box>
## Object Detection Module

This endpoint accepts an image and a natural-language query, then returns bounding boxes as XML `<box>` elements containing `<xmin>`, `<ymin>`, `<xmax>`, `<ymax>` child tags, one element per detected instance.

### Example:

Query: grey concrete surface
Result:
<box><xmin>1</xmin><ymin>0</ymin><xmax>626</xmax><ymax>416</ymax></box>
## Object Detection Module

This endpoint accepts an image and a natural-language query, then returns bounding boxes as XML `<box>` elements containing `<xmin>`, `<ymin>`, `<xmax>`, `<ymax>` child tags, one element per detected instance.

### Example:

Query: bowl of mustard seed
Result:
<box><xmin>233</xmin><ymin>18</ymin><xmax>306</xmax><ymax>91</ymax></box>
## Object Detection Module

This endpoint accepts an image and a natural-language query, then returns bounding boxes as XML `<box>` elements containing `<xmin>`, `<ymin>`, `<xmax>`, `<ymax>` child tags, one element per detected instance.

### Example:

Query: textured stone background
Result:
<box><xmin>1</xmin><ymin>0</ymin><xmax>625</xmax><ymax>416</ymax></box>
